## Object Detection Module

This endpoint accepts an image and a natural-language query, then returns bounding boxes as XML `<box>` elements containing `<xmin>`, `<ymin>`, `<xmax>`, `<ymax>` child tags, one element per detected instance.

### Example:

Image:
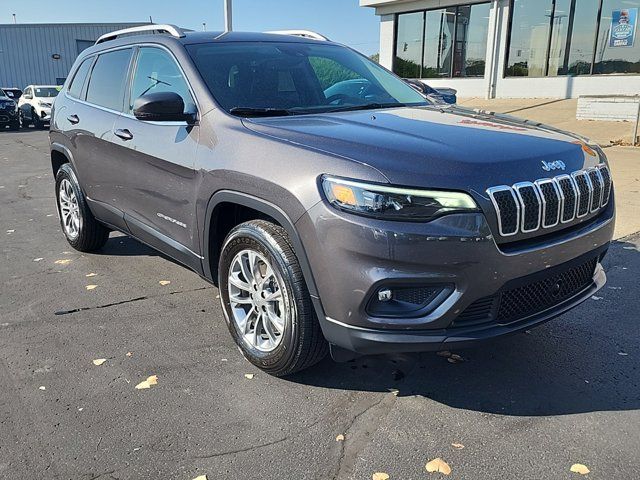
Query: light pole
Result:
<box><xmin>224</xmin><ymin>0</ymin><xmax>233</xmax><ymax>32</ymax></box>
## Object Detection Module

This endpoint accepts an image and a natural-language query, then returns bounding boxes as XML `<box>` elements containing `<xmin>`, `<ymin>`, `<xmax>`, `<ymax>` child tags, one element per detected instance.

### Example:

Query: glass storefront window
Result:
<box><xmin>423</xmin><ymin>8</ymin><xmax>456</xmax><ymax>77</ymax></box>
<box><xmin>394</xmin><ymin>2</ymin><xmax>490</xmax><ymax>79</ymax></box>
<box><xmin>565</xmin><ymin>0</ymin><xmax>601</xmax><ymax>75</ymax></box>
<box><xmin>395</xmin><ymin>12</ymin><xmax>424</xmax><ymax>78</ymax></box>
<box><xmin>594</xmin><ymin>0</ymin><xmax>640</xmax><ymax>74</ymax></box>
<box><xmin>454</xmin><ymin>3</ymin><xmax>491</xmax><ymax>77</ymax></box>
<box><xmin>506</xmin><ymin>0</ymin><xmax>640</xmax><ymax>77</ymax></box>
<box><xmin>506</xmin><ymin>0</ymin><xmax>554</xmax><ymax>76</ymax></box>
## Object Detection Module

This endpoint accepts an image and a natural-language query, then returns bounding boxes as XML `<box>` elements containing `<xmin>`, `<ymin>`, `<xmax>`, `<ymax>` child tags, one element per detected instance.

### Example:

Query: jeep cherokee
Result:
<box><xmin>49</xmin><ymin>25</ymin><xmax>615</xmax><ymax>376</ymax></box>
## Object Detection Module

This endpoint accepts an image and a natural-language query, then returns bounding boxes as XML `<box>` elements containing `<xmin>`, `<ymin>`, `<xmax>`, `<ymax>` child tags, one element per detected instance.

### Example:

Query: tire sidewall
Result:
<box><xmin>219</xmin><ymin>225</ymin><xmax>302</xmax><ymax>370</ymax></box>
<box><xmin>55</xmin><ymin>164</ymin><xmax>86</xmax><ymax>248</ymax></box>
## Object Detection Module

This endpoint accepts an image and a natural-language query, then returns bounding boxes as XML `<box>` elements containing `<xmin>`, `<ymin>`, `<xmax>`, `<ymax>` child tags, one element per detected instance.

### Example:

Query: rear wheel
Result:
<box><xmin>218</xmin><ymin>220</ymin><xmax>328</xmax><ymax>376</ymax></box>
<box><xmin>55</xmin><ymin>163</ymin><xmax>109</xmax><ymax>252</ymax></box>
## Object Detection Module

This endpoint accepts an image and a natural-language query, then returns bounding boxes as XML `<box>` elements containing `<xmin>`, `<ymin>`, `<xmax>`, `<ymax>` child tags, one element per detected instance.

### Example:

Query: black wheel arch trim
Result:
<box><xmin>202</xmin><ymin>190</ymin><xmax>326</xmax><ymax>319</ymax></box>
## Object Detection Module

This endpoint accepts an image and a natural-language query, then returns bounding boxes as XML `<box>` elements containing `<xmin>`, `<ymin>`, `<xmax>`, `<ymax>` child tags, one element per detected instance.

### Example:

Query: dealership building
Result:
<box><xmin>0</xmin><ymin>23</ymin><xmax>145</xmax><ymax>89</ymax></box>
<box><xmin>361</xmin><ymin>0</ymin><xmax>640</xmax><ymax>98</ymax></box>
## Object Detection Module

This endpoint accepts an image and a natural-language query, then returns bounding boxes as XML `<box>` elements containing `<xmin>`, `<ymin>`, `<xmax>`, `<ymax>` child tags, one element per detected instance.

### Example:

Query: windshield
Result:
<box><xmin>0</xmin><ymin>89</ymin><xmax>8</xmax><ymax>99</ymax></box>
<box><xmin>186</xmin><ymin>41</ymin><xmax>428</xmax><ymax>116</ymax></box>
<box><xmin>34</xmin><ymin>87</ymin><xmax>59</xmax><ymax>98</ymax></box>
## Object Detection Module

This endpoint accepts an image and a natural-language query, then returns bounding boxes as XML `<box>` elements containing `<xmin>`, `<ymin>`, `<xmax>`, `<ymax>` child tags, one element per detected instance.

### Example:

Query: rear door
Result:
<box><xmin>112</xmin><ymin>46</ymin><xmax>201</xmax><ymax>266</ymax></box>
<box><xmin>67</xmin><ymin>47</ymin><xmax>134</xmax><ymax>228</ymax></box>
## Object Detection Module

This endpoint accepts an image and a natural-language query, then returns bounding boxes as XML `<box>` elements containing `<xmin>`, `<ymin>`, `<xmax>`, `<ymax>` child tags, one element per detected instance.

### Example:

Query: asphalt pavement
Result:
<box><xmin>1</xmin><ymin>129</ymin><xmax>639</xmax><ymax>480</ymax></box>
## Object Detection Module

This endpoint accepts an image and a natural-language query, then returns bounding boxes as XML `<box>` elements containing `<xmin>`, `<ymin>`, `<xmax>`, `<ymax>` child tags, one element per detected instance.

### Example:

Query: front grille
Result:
<box><xmin>455</xmin><ymin>256</ymin><xmax>598</xmax><ymax>327</ymax></box>
<box><xmin>488</xmin><ymin>165</ymin><xmax>612</xmax><ymax>237</ymax></box>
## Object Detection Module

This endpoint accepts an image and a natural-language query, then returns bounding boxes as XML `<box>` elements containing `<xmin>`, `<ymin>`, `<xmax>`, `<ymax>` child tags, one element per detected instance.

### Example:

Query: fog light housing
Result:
<box><xmin>366</xmin><ymin>284</ymin><xmax>454</xmax><ymax>318</ymax></box>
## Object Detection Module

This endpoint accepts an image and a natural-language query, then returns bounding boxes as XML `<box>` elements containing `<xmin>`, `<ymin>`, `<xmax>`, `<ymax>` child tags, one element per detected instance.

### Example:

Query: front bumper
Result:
<box><xmin>0</xmin><ymin>109</ymin><xmax>18</xmax><ymax>124</ymax></box>
<box><xmin>295</xmin><ymin>197</ymin><xmax>614</xmax><ymax>354</ymax></box>
<box><xmin>37</xmin><ymin>107</ymin><xmax>52</xmax><ymax>121</ymax></box>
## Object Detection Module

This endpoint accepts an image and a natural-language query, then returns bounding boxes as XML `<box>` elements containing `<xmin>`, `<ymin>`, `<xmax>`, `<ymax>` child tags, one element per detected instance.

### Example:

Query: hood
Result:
<box><xmin>241</xmin><ymin>106</ymin><xmax>600</xmax><ymax>192</ymax></box>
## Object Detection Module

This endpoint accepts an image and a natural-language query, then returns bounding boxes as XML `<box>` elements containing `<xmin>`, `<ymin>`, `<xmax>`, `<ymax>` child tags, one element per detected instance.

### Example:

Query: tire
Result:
<box><xmin>32</xmin><ymin>109</ymin><xmax>43</xmax><ymax>129</ymax></box>
<box><xmin>218</xmin><ymin>220</ymin><xmax>328</xmax><ymax>376</ymax></box>
<box><xmin>55</xmin><ymin>163</ymin><xmax>109</xmax><ymax>252</ymax></box>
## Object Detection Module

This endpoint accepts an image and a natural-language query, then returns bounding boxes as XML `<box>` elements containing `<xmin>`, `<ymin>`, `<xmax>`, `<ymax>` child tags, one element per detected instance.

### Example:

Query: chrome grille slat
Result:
<box><xmin>487</xmin><ymin>165</ymin><xmax>612</xmax><ymax>237</ymax></box>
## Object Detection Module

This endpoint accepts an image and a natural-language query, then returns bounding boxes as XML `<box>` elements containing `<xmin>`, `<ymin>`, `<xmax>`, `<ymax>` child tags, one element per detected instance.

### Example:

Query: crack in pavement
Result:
<box><xmin>54</xmin><ymin>286</ymin><xmax>214</xmax><ymax>316</ymax></box>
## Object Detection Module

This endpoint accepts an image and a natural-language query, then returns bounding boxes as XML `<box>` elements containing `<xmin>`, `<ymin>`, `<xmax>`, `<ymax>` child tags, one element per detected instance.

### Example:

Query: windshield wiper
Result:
<box><xmin>322</xmin><ymin>102</ymin><xmax>406</xmax><ymax>114</ymax></box>
<box><xmin>229</xmin><ymin>107</ymin><xmax>295</xmax><ymax>117</ymax></box>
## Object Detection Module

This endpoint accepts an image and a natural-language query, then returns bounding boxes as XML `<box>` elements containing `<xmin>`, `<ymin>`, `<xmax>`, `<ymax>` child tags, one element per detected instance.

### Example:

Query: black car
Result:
<box><xmin>0</xmin><ymin>89</ymin><xmax>20</xmax><ymax>130</ymax></box>
<box><xmin>1</xmin><ymin>87</ymin><xmax>23</xmax><ymax>101</ymax></box>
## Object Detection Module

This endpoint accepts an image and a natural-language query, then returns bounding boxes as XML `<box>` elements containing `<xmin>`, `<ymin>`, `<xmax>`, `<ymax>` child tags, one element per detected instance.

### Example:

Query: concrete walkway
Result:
<box><xmin>606</xmin><ymin>147</ymin><xmax>640</xmax><ymax>239</ymax></box>
<box><xmin>458</xmin><ymin>98</ymin><xmax>638</xmax><ymax>147</ymax></box>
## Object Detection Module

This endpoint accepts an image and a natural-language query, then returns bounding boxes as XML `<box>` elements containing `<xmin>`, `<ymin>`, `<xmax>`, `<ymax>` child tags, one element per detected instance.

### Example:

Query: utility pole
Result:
<box><xmin>12</xmin><ymin>13</ymin><xmax>17</xmax><ymax>24</ymax></box>
<box><xmin>224</xmin><ymin>0</ymin><xmax>233</xmax><ymax>32</ymax></box>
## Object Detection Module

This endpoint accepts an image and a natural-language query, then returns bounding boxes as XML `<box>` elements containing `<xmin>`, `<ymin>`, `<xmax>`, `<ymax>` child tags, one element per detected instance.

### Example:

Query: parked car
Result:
<box><xmin>404</xmin><ymin>79</ymin><xmax>457</xmax><ymax>104</ymax></box>
<box><xmin>50</xmin><ymin>26</ymin><xmax>614</xmax><ymax>376</ymax></box>
<box><xmin>0</xmin><ymin>89</ymin><xmax>20</xmax><ymax>130</ymax></box>
<box><xmin>18</xmin><ymin>85</ymin><xmax>59</xmax><ymax>128</ymax></box>
<box><xmin>1</xmin><ymin>87</ymin><xmax>23</xmax><ymax>101</ymax></box>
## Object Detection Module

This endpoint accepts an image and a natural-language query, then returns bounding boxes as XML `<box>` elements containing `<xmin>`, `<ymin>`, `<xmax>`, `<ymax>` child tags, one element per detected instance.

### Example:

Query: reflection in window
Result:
<box><xmin>506</xmin><ymin>0</ymin><xmax>554</xmax><ymax>77</ymax></box>
<box><xmin>454</xmin><ymin>3</ymin><xmax>491</xmax><ymax>77</ymax></box>
<box><xmin>547</xmin><ymin>0</ymin><xmax>571</xmax><ymax>76</ymax></box>
<box><xmin>423</xmin><ymin>8</ymin><xmax>456</xmax><ymax>78</ymax></box>
<box><xmin>565</xmin><ymin>0</ymin><xmax>600</xmax><ymax>75</ymax></box>
<box><xmin>395</xmin><ymin>12</ymin><xmax>424</xmax><ymax>78</ymax></box>
<box><xmin>394</xmin><ymin>3</ymin><xmax>490</xmax><ymax>79</ymax></box>
<box><xmin>594</xmin><ymin>0</ymin><xmax>640</xmax><ymax>74</ymax></box>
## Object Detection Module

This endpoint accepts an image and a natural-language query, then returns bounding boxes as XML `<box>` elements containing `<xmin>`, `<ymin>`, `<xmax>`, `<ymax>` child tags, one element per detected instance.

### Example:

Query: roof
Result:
<box><xmin>0</xmin><ymin>22</ymin><xmax>144</xmax><ymax>28</ymax></box>
<box><xmin>181</xmin><ymin>31</ymin><xmax>332</xmax><ymax>45</ymax></box>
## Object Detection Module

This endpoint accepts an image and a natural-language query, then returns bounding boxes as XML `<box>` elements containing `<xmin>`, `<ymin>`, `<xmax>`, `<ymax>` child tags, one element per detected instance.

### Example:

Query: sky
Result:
<box><xmin>3</xmin><ymin>0</ymin><xmax>381</xmax><ymax>55</ymax></box>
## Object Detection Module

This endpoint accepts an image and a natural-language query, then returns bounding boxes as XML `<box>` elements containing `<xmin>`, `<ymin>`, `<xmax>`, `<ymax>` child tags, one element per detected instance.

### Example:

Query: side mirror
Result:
<box><xmin>133</xmin><ymin>92</ymin><xmax>193</xmax><ymax>122</ymax></box>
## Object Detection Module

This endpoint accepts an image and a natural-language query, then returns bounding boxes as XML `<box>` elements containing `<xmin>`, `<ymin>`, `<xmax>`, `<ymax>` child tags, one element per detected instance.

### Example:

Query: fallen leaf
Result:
<box><xmin>372</xmin><ymin>473</ymin><xmax>389</xmax><ymax>480</ymax></box>
<box><xmin>451</xmin><ymin>443</ymin><xmax>465</xmax><ymax>450</ymax></box>
<box><xmin>78</xmin><ymin>407</ymin><xmax>83</xmax><ymax>412</ymax></box>
<box><xmin>33</xmin><ymin>258</ymin><xmax>43</xmax><ymax>262</ymax></box>
<box><xmin>85</xmin><ymin>285</ymin><xmax>98</xmax><ymax>291</ymax></box>
<box><xmin>126</xmin><ymin>352</ymin><xmax>133</xmax><ymax>357</ymax></box>
<box><xmin>54</xmin><ymin>259</ymin><xmax>72</xmax><ymax>265</ymax></box>
<box><xmin>618</xmin><ymin>352</ymin><xmax>628</xmax><ymax>356</ymax></box>
<box><xmin>39</xmin><ymin>386</ymin><xmax>46</xmax><ymax>391</ymax></box>
<box><xmin>591</xmin><ymin>296</ymin><xmax>602</xmax><ymax>301</ymax></box>
<box><xmin>6</xmin><ymin>229</ymin><xmax>15</xmax><ymax>234</ymax></box>
<box><xmin>244</xmin><ymin>373</ymin><xmax>255</xmax><ymax>379</ymax></box>
<box><xmin>388</xmin><ymin>388</ymin><xmax>399</xmax><ymax>396</ymax></box>
<box><xmin>426</xmin><ymin>458</ymin><xmax>452</xmax><ymax>475</ymax></box>
<box><xmin>92</xmin><ymin>359</ymin><xmax>107</xmax><ymax>366</ymax></box>
<box><xmin>192</xmin><ymin>476</ymin><xmax>208</xmax><ymax>480</ymax></box>
<box><xmin>135</xmin><ymin>375</ymin><xmax>158</xmax><ymax>390</ymax></box>
<box><xmin>86</xmin><ymin>273</ymin><xmax>97</xmax><ymax>277</ymax></box>
<box><xmin>436</xmin><ymin>351</ymin><xmax>452</xmax><ymax>358</ymax></box>
<box><xmin>159</xmin><ymin>280</ymin><xmax>171</xmax><ymax>286</ymax></box>
<box><xmin>336</xmin><ymin>434</ymin><xmax>345</xmax><ymax>442</ymax></box>
<box><xmin>570</xmin><ymin>464</ymin><xmax>590</xmax><ymax>475</ymax></box>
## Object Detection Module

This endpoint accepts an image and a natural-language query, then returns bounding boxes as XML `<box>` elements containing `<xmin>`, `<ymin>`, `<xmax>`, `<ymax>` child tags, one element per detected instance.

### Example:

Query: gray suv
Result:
<box><xmin>50</xmin><ymin>25</ymin><xmax>615</xmax><ymax>375</ymax></box>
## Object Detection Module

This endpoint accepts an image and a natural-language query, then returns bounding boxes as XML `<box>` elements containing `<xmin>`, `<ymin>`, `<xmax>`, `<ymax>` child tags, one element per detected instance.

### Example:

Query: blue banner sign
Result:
<box><xmin>609</xmin><ymin>8</ymin><xmax>637</xmax><ymax>48</ymax></box>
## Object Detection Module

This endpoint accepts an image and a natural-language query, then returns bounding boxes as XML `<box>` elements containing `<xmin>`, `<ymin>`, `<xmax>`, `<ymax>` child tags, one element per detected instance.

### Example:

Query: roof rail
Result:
<box><xmin>95</xmin><ymin>24</ymin><xmax>186</xmax><ymax>45</ymax></box>
<box><xmin>264</xmin><ymin>30</ymin><xmax>330</xmax><ymax>41</ymax></box>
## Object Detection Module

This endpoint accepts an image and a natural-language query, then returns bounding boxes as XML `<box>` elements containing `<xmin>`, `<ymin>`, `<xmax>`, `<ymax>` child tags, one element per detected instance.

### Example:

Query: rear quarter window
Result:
<box><xmin>67</xmin><ymin>57</ymin><xmax>93</xmax><ymax>99</ymax></box>
<box><xmin>86</xmin><ymin>48</ymin><xmax>133</xmax><ymax>111</ymax></box>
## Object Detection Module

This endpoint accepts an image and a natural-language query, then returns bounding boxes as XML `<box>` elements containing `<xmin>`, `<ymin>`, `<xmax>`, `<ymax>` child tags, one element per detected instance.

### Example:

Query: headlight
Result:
<box><xmin>322</xmin><ymin>176</ymin><xmax>478</xmax><ymax>221</ymax></box>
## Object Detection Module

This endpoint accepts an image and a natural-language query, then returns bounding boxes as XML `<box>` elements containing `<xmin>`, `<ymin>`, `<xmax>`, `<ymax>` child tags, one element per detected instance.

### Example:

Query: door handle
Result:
<box><xmin>67</xmin><ymin>114</ymin><xmax>79</xmax><ymax>124</ymax></box>
<box><xmin>114</xmin><ymin>128</ymin><xmax>133</xmax><ymax>141</ymax></box>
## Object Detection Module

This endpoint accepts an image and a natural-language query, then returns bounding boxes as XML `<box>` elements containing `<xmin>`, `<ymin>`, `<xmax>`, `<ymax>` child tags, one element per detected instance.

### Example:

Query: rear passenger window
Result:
<box><xmin>129</xmin><ymin>47</ymin><xmax>195</xmax><ymax>114</ymax></box>
<box><xmin>67</xmin><ymin>58</ymin><xmax>93</xmax><ymax>99</ymax></box>
<box><xmin>86</xmin><ymin>49</ymin><xmax>132</xmax><ymax>111</ymax></box>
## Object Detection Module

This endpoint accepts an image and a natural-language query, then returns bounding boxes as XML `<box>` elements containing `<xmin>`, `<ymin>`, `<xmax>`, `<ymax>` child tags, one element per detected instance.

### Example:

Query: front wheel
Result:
<box><xmin>218</xmin><ymin>220</ymin><xmax>327</xmax><ymax>376</ymax></box>
<box><xmin>55</xmin><ymin>163</ymin><xmax>109</xmax><ymax>252</ymax></box>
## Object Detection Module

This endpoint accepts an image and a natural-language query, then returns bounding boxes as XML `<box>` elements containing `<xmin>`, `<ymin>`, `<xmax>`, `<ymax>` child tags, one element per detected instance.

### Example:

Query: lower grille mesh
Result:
<box><xmin>455</xmin><ymin>256</ymin><xmax>598</xmax><ymax>327</ymax></box>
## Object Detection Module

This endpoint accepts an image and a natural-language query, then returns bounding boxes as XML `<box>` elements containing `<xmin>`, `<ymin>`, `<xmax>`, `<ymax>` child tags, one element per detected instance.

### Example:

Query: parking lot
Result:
<box><xmin>1</xmin><ymin>129</ymin><xmax>639</xmax><ymax>479</ymax></box>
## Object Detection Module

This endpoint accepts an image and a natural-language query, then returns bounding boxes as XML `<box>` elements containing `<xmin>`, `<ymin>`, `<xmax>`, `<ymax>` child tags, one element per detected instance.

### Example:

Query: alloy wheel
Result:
<box><xmin>58</xmin><ymin>178</ymin><xmax>80</xmax><ymax>240</ymax></box>
<box><xmin>228</xmin><ymin>249</ymin><xmax>286</xmax><ymax>352</ymax></box>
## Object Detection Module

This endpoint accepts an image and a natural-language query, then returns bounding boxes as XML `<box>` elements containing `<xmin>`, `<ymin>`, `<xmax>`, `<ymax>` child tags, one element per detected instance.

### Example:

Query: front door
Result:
<box><xmin>112</xmin><ymin>46</ymin><xmax>201</xmax><ymax>266</ymax></box>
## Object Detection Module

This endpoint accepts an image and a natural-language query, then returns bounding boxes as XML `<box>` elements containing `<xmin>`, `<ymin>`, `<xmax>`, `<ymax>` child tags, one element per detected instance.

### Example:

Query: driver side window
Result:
<box><xmin>129</xmin><ymin>47</ymin><xmax>195</xmax><ymax>114</ymax></box>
